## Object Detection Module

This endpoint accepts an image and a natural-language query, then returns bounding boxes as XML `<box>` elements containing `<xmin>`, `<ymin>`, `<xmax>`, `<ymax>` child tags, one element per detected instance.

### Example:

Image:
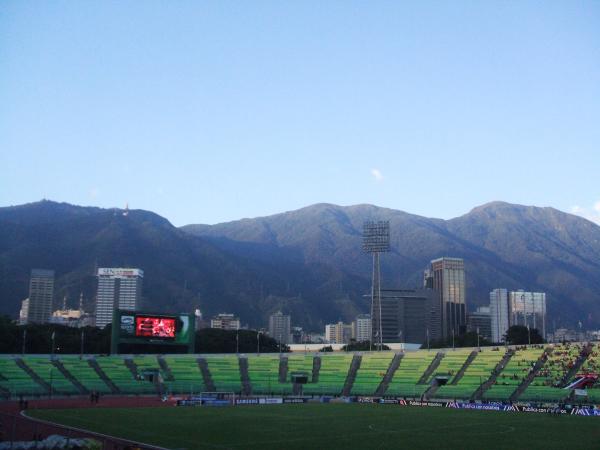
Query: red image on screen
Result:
<box><xmin>135</xmin><ymin>316</ymin><xmax>176</xmax><ymax>339</ymax></box>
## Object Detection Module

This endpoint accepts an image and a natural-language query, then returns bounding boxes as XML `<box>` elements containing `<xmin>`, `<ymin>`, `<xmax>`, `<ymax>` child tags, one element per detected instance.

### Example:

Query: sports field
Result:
<box><xmin>28</xmin><ymin>404</ymin><xmax>600</xmax><ymax>450</ymax></box>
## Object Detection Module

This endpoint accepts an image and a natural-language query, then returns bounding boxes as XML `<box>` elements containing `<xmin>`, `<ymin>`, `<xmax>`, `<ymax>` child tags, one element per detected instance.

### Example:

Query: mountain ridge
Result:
<box><xmin>1</xmin><ymin>199</ymin><xmax>599</xmax><ymax>330</ymax></box>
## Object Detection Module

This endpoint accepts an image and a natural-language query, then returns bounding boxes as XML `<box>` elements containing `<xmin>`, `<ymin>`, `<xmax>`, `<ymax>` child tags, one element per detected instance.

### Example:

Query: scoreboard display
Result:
<box><xmin>135</xmin><ymin>316</ymin><xmax>177</xmax><ymax>339</ymax></box>
<box><xmin>111</xmin><ymin>310</ymin><xmax>195</xmax><ymax>353</ymax></box>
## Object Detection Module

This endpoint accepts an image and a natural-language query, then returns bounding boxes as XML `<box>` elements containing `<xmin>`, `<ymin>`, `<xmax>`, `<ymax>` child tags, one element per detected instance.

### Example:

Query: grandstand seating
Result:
<box><xmin>427</xmin><ymin>349</ymin><xmax>472</xmax><ymax>383</ymax></box>
<box><xmin>286</xmin><ymin>354</ymin><xmax>315</xmax><ymax>394</ymax></box>
<box><xmin>436</xmin><ymin>349</ymin><xmax>505</xmax><ymax>399</ymax></box>
<box><xmin>520</xmin><ymin>344</ymin><xmax>582</xmax><ymax>402</ymax></box>
<box><xmin>247</xmin><ymin>355</ymin><xmax>286</xmax><ymax>394</ymax></box>
<box><xmin>386</xmin><ymin>351</ymin><xmax>436</xmax><ymax>397</ymax></box>
<box><xmin>569</xmin><ymin>343</ymin><xmax>600</xmax><ymax>402</ymax></box>
<box><xmin>204</xmin><ymin>356</ymin><xmax>243</xmax><ymax>393</ymax></box>
<box><xmin>350</xmin><ymin>352</ymin><xmax>393</xmax><ymax>395</ymax></box>
<box><xmin>302</xmin><ymin>354</ymin><xmax>353</xmax><ymax>395</ymax></box>
<box><xmin>95</xmin><ymin>356</ymin><xmax>155</xmax><ymax>394</ymax></box>
<box><xmin>483</xmin><ymin>347</ymin><xmax>544</xmax><ymax>401</ymax></box>
<box><xmin>0</xmin><ymin>345</ymin><xmax>596</xmax><ymax>402</ymax></box>
<box><xmin>0</xmin><ymin>358</ymin><xmax>46</xmax><ymax>397</ymax></box>
<box><xmin>163</xmin><ymin>355</ymin><xmax>206</xmax><ymax>394</ymax></box>
<box><xmin>22</xmin><ymin>357</ymin><xmax>78</xmax><ymax>395</ymax></box>
<box><xmin>59</xmin><ymin>356</ymin><xmax>111</xmax><ymax>393</ymax></box>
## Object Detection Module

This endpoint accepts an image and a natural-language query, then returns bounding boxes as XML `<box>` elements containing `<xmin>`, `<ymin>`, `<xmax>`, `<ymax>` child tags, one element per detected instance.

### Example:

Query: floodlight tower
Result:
<box><xmin>363</xmin><ymin>221</ymin><xmax>390</xmax><ymax>351</ymax></box>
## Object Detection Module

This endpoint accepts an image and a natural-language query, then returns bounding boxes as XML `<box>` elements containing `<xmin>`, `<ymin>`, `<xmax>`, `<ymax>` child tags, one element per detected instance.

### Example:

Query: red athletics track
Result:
<box><xmin>0</xmin><ymin>396</ymin><xmax>174</xmax><ymax>446</ymax></box>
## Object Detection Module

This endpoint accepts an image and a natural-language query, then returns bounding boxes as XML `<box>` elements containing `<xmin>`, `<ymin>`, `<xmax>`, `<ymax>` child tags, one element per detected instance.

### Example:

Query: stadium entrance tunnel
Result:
<box><xmin>434</xmin><ymin>376</ymin><xmax>450</xmax><ymax>386</ymax></box>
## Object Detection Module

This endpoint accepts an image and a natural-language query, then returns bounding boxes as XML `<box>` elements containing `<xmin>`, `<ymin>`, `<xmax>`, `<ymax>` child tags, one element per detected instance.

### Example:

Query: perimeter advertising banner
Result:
<box><xmin>111</xmin><ymin>309</ymin><xmax>195</xmax><ymax>353</ymax></box>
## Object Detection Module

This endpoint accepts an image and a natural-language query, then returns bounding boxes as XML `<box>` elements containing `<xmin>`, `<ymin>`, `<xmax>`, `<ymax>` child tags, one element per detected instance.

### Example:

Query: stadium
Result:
<box><xmin>1</xmin><ymin>341</ymin><xmax>600</xmax><ymax>449</ymax></box>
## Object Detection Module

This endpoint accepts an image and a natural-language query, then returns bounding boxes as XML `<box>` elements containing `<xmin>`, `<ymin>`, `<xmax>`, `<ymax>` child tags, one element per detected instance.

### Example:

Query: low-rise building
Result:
<box><xmin>353</xmin><ymin>314</ymin><xmax>371</xmax><ymax>342</ymax></box>
<box><xmin>325</xmin><ymin>321</ymin><xmax>353</xmax><ymax>344</ymax></box>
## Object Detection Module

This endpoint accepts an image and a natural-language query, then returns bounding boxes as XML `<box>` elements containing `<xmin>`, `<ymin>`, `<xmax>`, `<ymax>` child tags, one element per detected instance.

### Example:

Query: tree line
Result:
<box><xmin>0</xmin><ymin>316</ymin><xmax>287</xmax><ymax>354</ymax></box>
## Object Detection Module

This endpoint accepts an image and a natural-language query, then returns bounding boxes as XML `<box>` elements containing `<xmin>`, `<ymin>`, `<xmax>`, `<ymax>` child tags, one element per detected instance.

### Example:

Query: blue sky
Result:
<box><xmin>1</xmin><ymin>1</ymin><xmax>599</xmax><ymax>226</ymax></box>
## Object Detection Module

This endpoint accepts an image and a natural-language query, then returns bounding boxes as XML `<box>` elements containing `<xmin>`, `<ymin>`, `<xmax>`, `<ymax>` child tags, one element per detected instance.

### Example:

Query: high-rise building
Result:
<box><xmin>353</xmin><ymin>314</ymin><xmax>372</xmax><ymax>342</ymax></box>
<box><xmin>95</xmin><ymin>268</ymin><xmax>143</xmax><ymax>328</ymax></box>
<box><xmin>268</xmin><ymin>311</ymin><xmax>291</xmax><ymax>345</ymax></box>
<box><xmin>490</xmin><ymin>288</ymin><xmax>510</xmax><ymax>343</ymax></box>
<box><xmin>509</xmin><ymin>290</ymin><xmax>546</xmax><ymax>339</ymax></box>
<box><xmin>19</xmin><ymin>298</ymin><xmax>29</xmax><ymax>325</ymax></box>
<box><xmin>210</xmin><ymin>313</ymin><xmax>240</xmax><ymax>330</ymax></box>
<box><xmin>325</xmin><ymin>322</ymin><xmax>353</xmax><ymax>344</ymax></box>
<box><xmin>430</xmin><ymin>257</ymin><xmax>466</xmax><ymax>339</ymax></box>
<box><xmin>379</xmin><ymin>289</ymin><xmax>437</xmax><ymax>344</ymax></box>
<box><xmin>27</xmin><ymin>269</ymin><xmax>55</xmax><ymax>324</ymax></box>
<box><xmin>467</xmin><ymin>306</ymin><xmax>492</xmax><ymax>341</ymax></box>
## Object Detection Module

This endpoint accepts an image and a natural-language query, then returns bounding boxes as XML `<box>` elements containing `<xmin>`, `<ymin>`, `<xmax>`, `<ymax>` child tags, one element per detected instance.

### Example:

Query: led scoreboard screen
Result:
<box><xmin>135</xmin><ymin>316</ymin><xmax>176</xmax><ymax>339</ymax></box>
<box><xmin>111</xmin><ymin>310</ymin><xmax>195</xmax><ymax>353</ymax></box>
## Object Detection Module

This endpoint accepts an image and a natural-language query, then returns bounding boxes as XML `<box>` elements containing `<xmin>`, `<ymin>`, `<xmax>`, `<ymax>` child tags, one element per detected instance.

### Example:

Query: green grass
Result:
<box><xmin>28</xmin><ymin>404</ymin><xmax>600</xmax><ymax>450</ymax></box>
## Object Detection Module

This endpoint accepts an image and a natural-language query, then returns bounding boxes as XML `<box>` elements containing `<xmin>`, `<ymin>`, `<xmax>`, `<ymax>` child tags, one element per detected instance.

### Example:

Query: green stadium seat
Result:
<box><xmin>59</xmin><ymin>356</ymin><xmax>111</xmax><ymax>394</ymax></box>
<box><xmin>0</xmin><ymin>357</ymin><xmax>46</xmax><ymax>397</ymax></box>
<box><xmin>205</xmin><ymin>356</ymin><xmax>243</xmax><ymax>393</ymax></box>
<box><xmin>386</xmin><ymin>351</ymin><xmax>436</xmax><ymax>397</ymax></box>
<box><xmin>350</xmin><ymin>352</ymin><xmax>393</xmax><ymax>395</ymax></box>
<box><xmin>302</xmin><ymin>354</ymin><xmax>353</xmax><ymax>396</ymax></box>
<box><xmin>164</xmin><ymin>355</ymin><xmax>206</xmax><ymax>394</ymax></box>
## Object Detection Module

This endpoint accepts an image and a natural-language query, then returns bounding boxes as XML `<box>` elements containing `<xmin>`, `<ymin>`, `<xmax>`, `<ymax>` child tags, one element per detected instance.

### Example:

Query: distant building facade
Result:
<box><xmin>490</xmin><ymin>288</ymin><xmax>510</xmax><ymax>343</ymax></box>
<box><xmin>488</xmin><ymin>288</ymin><xmax>547</xmax><ymax>341</ymax></box>
<box><xmin>27</xmin><ymin>269</ymin><xmax>55</xmax><ymax>324</ymax></box>
<box><xmin>19</xmin><ymin>298</ymin><xmax>29</xmax><ymax>325</ymax></box>
<box><xmin>50</xmin><ymin>308</ymin><xmax>84</xmax><ymax>327</ymax></box>
<box><xmin>430</xmin><ymin>257</ymin><xmax>466</xmax><ymax>339</ymax></box>
<box><xmin>509</xmin><ymin>290</ymin><xmax>546</xmax><ymax>339</ymax></box>
<box><xmin>95</xmin><ymin>268</ymin><xmax>144</xmax><ymax>328</ymax></box>
<box><xmin>268</xmin><ymin>311</ymin><xmax>291</xmax><ymax>344</ymax></box>
<box><xmin>353</xmin><ymin>314</ymin><xmax>372</xmax><ymax>342</ymax></box>
<box><xmin>467</xmin><ymin>306</ymin><xmax>492</xmax><ymax>341</ymax></box>
<box><xmin>210</xmin><ymin>313</ymin><xmax>240</xmax><ymax>330</ymax></box>
<box><xmin>325</xmin><ymin>322</ymin><xmax>353</xmax><ymax>344</ymax></box>
<box><xmin>379</xmin><ymin>289</ymin><xmax>437</xmax><ymax>344</ymax></box>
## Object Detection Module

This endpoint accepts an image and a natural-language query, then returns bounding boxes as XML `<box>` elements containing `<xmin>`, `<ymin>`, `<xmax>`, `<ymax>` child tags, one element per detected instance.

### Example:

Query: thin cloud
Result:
<box><xmin>89</xmin><ymin>187</ymin><xmax>100</xmax><ymax>199</ymax></box>
<box><xmin>370</xmin><ymin>168</ymin><xmax>384</xmax><ymax>182</ymax></box>
<box><xmin>571</xmin><ymin>202</ymin><xmax>600</xmax><ymax>225</ymax></box>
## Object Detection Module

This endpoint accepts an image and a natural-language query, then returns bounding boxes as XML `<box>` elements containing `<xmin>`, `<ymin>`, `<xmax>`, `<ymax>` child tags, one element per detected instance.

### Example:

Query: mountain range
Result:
<box><xmin>1</xmin><ymin>200</ymin><xmax>599</xmax><ymax>331</ymax></box>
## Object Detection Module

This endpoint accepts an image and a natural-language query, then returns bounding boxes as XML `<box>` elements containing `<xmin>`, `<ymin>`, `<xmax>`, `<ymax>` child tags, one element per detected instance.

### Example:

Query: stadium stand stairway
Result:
<box><xmin>471</xmin><ymin>349</ymin><xmax>514</xmax><ymax>400</ymax></box>
<box><xmin>418</xmin><ymin>352</ymin><xmax>444</xmax><ymax>384</ymax></box>
<box><xmin>375</xmin><ymin>353</ymin><xmax>403</xmax><ymax>396</ymax></box>
<box><xmin>510</xmin><ymin>347</ymin><xmax>552</xmax><ymax>402</ymax></box>
<box><xmin>342</xmin><ymin>354</ymin><xmax>362</xmax><ymax>396</ymax></box>
<box><xmin>450</xmin><ymin>351</ymin><xmax>478</xmax><ymax>385</ymax></box>
<box><xmin>88</xmin><ymin>358</ymin><xmax>120</xmax><ymax>394</ymax></box>
<box><xmin>124</xmin><ymin>358</ymin><xmax>139</xmax><ymax>380</ymax></box>
<box><xmin>312</xmin><ymin>356</ymin><xmax>321</xmax><ymax>383</ymax></box>
<box><xmin>239</xmin><ymin>357</ymin><xmax>252</xmax><ymax>396</ymax></box>
<box><xmin>197</xmin><ymin>358</ymin><xmax>216</xmax><ymax>392</ymax></box>
<box><xmin>0</xmin><ymin>371</ymin><xmax>10</xmax><ymax>398</ymax></box>
<box><xmin>423</xmin><ymin>382</ymin><xmax>440</xmax><ymax>400</ymax></box>
<box><xmin>279</xmin><ymin>356</ymin><xmax>288</xmax><ymax>383</ymax></box>
<box><xmin>560</xmin><ymin>344</ymin><xmax>592</xmax><ymax>387</ymax></box>
<box><xmin>15</xmin><ymin>358</ymin><xmax>50</xmax><ymax>394</ymax></box>
<box><xmin>157</xmin><ymin>356</ymin><xmax>174</xmax><ymax>382</ymax></box>
<box><xmin>51</xmin><ymin>359</ymin><xmax>87</xmax><ymax>394</ymax></box>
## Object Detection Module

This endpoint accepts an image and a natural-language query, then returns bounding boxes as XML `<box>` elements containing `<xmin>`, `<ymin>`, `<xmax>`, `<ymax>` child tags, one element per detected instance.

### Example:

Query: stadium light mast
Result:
<box><xmin>363</xmin><ymin>220</ymin><xmax>390</xmax><ymax>351</ymax></box>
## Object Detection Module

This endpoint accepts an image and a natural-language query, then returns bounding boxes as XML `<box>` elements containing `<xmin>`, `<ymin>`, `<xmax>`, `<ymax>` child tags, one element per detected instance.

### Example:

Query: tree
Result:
<box><xmin>423</xmin><ymin>332</ymin><xmax>492</xmax><ymax>349</ymax></box>
<box><xmin>195</xmin><ymin>328</ymin><xmax>286</xmax><ymax>353</ymax></box>
<box><xmin>342</xmin><ymin>340</ymin><xmax>390</xmax><ymax>351</ymax></box>
<box><xmin>505</xmin><ymin>325</ymin><xmax>544</xmax><ymax>345</ymax></box>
